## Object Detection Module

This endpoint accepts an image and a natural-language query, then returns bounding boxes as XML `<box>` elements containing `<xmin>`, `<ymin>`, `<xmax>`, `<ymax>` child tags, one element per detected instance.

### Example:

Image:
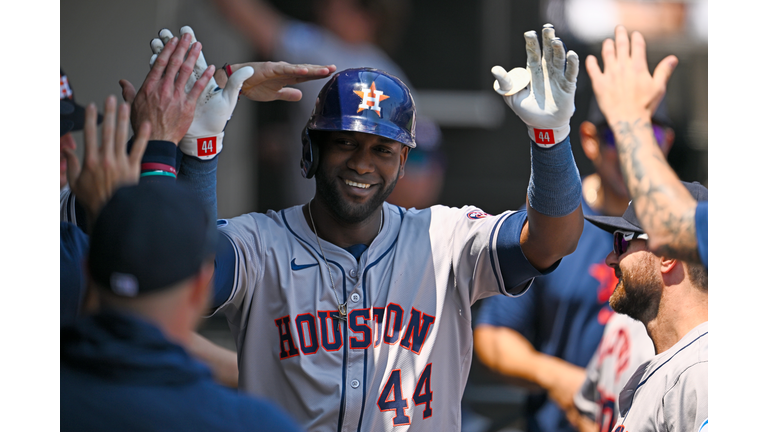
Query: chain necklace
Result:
<box><xmin>307</xmin><ymin>199</ymin><xmax>383</xmax><ymax>322</ymax></box>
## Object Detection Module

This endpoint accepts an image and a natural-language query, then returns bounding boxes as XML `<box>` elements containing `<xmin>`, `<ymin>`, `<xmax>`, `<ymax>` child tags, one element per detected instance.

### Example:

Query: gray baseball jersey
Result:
<box><xmin>574</xmin><ymin>313</ymin><xmax>655</xmax><ymax>431</ymax></box>
<box><xmin>212</xmin><ymin>202</ymin><xmax>545</xmax><ymax>431</ymax></box>
<box><xmin>611</xmin><ymin>321</ymin><xmax>708</xmax><ymax>432</ymax></box>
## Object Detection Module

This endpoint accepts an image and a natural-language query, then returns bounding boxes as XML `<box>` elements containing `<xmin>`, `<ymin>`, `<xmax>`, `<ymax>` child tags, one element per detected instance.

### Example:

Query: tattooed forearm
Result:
<box><xmin>609</xmin><ymin>117</ymin><xmax>700</xmax><ymax>261</ymax></box>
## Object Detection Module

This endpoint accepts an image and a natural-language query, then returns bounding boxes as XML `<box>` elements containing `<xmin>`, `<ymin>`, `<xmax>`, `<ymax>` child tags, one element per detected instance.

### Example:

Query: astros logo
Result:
<box><xmin>354</xmin><ymin>81</ymin><xmax>390</xmax><ymax>117</ymax></box>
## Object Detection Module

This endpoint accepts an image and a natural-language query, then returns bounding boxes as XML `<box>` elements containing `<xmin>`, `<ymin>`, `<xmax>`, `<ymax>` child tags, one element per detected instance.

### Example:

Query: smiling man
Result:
<box><xmin>166</xmin><ymin>24</ymin><xmax>585</xmax><ymax>431</ymax></box>
<box><xmin>584</xmin><ymin>181</ymin><xmax>708</xmax><ymax>432</ymax></box>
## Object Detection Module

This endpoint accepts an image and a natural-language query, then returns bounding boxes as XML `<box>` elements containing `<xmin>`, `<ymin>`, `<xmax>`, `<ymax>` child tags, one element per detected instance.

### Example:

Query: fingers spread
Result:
<box><xmin>523</xmin><ymin>30</ymin><xmax>542</xmax><ymax>69</ymax></box>
<box><xmin>652</xmin><ymin>54</ymin><xmax>678</xmax><ymax>91</ymax></box>
<box><xmin>601</xmin><ymin>37</ymin><xmax>616</xmax><ymax>71</ymax></box>
<box><xmin>150</xmin><ymin>38</ymin><xmax>164</xmax><ymax>55</ymax></box>
<box><xmin>118</xmin><ymin>79</ymin><xmax>136</xmax><ymax>104</ymax></box>
<box><xmin>189</xmin><ymin>64</ymin><xmax>215</xmax><ymax>102</ymax></box>
<box><xmin>549</xmin><ymin>38</ymin><xmax>567</xmax><ymax>77</ymax></box>
<box><xmin>83</xmin><ymin>102</ymin><xmax>99</xmax><ymax>164</ymax></box>
<box><xmin>491</xmin><ymin>66</ymin><xmax>512</xmax><ymax>91</ymax></box>
<box><xmin>161</xmin><ymin>33</ymin><xmax>192</xmax><ymax>95</ymax></box>
<box><xmin>115</xmin><ymin>102</ymin><xmax>131</xmax><ymax>158</ymax></box>
<box><xmin>614</xmin><ymin>25</ymin><xmax>630</xmax><ymax>60</ymax></box>
<box><xmin>541</xmin><ymin>24</ymin><xmax>556</xmax><ymax>68</ymax></box>
<box><xmin>178</xmin><ymin>41</ymin><xmax>202</xmax><ymax>95</ymax></box>
<box><xmin>630</xmin><ymin>31</ymin><xmax>648</xmax><ymax>71</ymax></box>
<box><xmin>584</xmin><ymin>54</ymin><xmax>602</xmax><ymax>82</ymax></box>
<box><xmin>100</xmin><ymin>96</ymin><xmax>117</xmax><ymax>158</ymax></box>
<box><xmin>158</xmin><ymin>28</ymin><xmax>174</xmax><ymax>44</ymax></box>
<box><xmin>146</xmin><ymin>37</ymin><xmax>178</xmax><ymax>87</ymax></box>
<box><xmin>565</xmin><ymin>50</ymin><xmax>579</xmax><ymax>84</ymax></box>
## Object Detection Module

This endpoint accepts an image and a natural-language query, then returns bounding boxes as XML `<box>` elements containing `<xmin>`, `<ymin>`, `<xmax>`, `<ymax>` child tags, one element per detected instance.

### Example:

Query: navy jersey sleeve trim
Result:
<box><xmin>206</xmin><ymin>230</ymin><xmax>238</xmax><ymax>316</ymax></box>
<box><xmin>493</xmin><ymin>211</ymin><xmax>559</xmax><ymax>296</ymax></box>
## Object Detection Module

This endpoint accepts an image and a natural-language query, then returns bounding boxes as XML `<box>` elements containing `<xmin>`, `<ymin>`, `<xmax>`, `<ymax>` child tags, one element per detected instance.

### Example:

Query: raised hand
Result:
<box><xmin>492</xmin><ymin>24</ymin><xmax>579</xmax><ymax>147</ymax></box>
<box><xmin>149</xmin><ymin>26</ymin><xmax>254</xmax><ymax>159</ymax></box>
<box><xmin>585</xmin><ymin>25</ymin><xmax>678</xmax><ymax>127</ymax></box>
<box><xmin>128</xmin><ymin>30</ymin><xmax>214</xmax><ymax>144</ymax></box>
<box><xmin>215</xmin><ymin>62</ymin><xmax>337</xmax><ymax>102</ymax></box>
<box><xmin>62</xmin><ymin>95</ymin><xmax>151</xmax><ymax>231</ymax></box>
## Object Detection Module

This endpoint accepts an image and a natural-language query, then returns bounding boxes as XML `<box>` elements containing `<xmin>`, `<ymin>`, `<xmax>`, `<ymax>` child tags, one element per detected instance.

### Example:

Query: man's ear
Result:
<box><xmin>580</xmin><ymin>121</ymin><xmax>601</xmax><ymax>162</ymax></box>
<box><xmin>399</xmin><ymin>146</ymin><xmax>410</xmax><ymax>178</ymax></box>
<box><xmin>659</xmin><ymin>256</ymin><xmax>678</xmax><ymax>274</ymax></box>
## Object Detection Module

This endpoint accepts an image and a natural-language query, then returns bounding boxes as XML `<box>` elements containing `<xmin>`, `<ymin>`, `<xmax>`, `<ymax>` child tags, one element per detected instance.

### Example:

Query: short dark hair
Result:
<box><xmin>686</xmin><ymin>261</ymin><xmax>708</xmax><ymax>293</ymax></box>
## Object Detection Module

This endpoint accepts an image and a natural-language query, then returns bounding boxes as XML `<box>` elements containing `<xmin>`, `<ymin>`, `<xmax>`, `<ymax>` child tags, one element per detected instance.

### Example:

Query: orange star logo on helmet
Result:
<box><xmin>354</xmin><ymin>81</ymin><xmax>390</xmax><ymax>117</ymax></box>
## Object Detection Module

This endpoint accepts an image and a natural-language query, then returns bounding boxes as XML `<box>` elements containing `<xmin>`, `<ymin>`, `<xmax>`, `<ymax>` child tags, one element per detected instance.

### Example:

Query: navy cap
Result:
<box><xmin>585</xmin><ymin>181</ymin><xmax>708</xmax><ymax>234</ymax></box>
<box><xmin>60</xmin><ymin>100</ymin><xmax>75</xmax><ymax>137</ymax></box>
<box><xmin>88</xmin><ymin>182</ymin><xmax>218</xmax><ymax>297</ymax></box>
<box><xmin>60</xmin><ymin>68</ymin><xmax>102</xmax><ymax>133</ymax></box>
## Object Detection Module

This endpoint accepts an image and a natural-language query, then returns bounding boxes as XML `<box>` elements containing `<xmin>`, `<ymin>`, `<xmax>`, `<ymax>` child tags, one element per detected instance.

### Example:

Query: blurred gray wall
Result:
<box><xmin>61</xmin><ymin>0</ymin><xmax>257</xmax><ymax>218</ymax></box>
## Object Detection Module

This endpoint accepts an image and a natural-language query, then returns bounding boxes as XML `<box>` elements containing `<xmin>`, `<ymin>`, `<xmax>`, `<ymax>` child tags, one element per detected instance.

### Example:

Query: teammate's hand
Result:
<box><xmin>214</xmin><ymin>61</ymin><xmax>337</xmax><ymax>102</ymax></box>
<box><xmin>63</xmin><ymin>95</ymin><xmax>151</xmax><ymax>230</ymax></box>
<box><xmin>150</xmin><ymin>26</ymin><xmax>254</xmax><ymax>160</ymax></box>
<box><xmin>492</xmin><ymin>24</ymin><xmax>579</xmax><ymax>147</ymax></box>
<box><xmin>129</xmin><ymin>31</ymin><xmax>213</xmax><ymax>144</ymax></box>
<box><xmin>585</xmin><ymin>25</ymin><xmax>678</xmax><ymax>127</ymax></box>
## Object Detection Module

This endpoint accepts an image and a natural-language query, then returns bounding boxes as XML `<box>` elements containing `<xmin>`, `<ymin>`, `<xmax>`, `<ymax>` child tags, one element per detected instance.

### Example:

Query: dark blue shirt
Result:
<box><xmin>60</xmin><ymin>310</ymin><xmax>304</xmax><ymax>432</ymax></box>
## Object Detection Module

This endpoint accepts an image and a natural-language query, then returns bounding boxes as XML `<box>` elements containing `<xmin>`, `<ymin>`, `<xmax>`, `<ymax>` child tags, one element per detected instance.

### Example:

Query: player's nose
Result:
<box><xmin>346</xmin><ymin>147</ymin><xmax>375</xmax><ymax>175</ymax></box>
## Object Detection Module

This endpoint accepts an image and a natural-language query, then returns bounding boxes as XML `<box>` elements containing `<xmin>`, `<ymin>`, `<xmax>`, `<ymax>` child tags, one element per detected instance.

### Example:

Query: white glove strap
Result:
<box><xmin>179</xmin><ymin>132</ymin><xmax>225</xmax><ymax>160</ymax></box>
<box><xmin>526</xmin><ymin>124</ymin><xmax>570</xmax><ymax>148</ymax></box>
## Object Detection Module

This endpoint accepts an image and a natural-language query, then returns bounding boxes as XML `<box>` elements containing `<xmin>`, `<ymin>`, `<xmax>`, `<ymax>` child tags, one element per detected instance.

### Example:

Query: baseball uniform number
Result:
<box><xmin>377</xmin><ymin>363</ymin><xmax>433</xmax><ymax>426</ymax></box>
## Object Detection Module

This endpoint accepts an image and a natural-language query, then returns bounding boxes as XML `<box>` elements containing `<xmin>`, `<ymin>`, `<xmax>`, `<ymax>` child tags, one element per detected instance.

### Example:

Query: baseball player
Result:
<box><xmin>573</xmin><ymin>313</ymin><xmax>655</xmax><ymax>431</ymax></box>
<box><xmin>584</xmin><ymin>181</ymin><xmax>708</xmax><ymax>432</ymax></box>
<box><xmin>156</xmin><ymin>24</ymin><xmax>584</xmax><ymax>431</ymax></box>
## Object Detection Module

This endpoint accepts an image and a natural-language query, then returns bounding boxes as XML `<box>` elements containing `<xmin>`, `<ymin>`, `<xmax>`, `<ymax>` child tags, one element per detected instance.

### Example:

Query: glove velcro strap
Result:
<box><xmin>179</xmin><ymin>132</ymin><xmax>224</xmax><ymax>160</ymax></box>
<box><xmin>527</xmin><ymin>125</ymin><xmax>570</xmax><ymax>148</ymax></box>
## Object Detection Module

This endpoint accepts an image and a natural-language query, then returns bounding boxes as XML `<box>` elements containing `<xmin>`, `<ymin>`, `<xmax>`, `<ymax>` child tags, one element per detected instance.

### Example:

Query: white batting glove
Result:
<box><xmin>150</xmin><ymin>26</ymin><xmax>254</xmax><ymax>160</ymax></box>
<box><xmin>492</xmin><ymin>24</ymin><xmax>579</xmax><ymax>147</ymax></box>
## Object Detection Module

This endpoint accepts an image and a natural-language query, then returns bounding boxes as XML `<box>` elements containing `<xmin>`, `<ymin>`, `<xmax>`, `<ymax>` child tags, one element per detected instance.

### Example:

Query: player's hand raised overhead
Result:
<box><xmin>121</xmin><ymin>30</ymin><xmax>213</xmax><ymax>144</ymax></box>
<box><xmin>63</xmin><ymin>95</ymin><xmax>151</xmax><ymax>232</ymax></box>
<box><xmin>492</xmin><ymin>24</ymin><xmax>579</xmax><ymax>147</ymax></box>
<box><xmin>147</xmin><ymin>26</ymin><xmax>253</xmax><ymax>160</ymax></box>
<box><xmin>585</xmin><ymin>25</ymin><xmax>678</xmax><ymax>128</ymax></box>
<box><xmin>214</xmin><ymin>62</ymin><xmax>337</xmax><ymax>103</ymax></box>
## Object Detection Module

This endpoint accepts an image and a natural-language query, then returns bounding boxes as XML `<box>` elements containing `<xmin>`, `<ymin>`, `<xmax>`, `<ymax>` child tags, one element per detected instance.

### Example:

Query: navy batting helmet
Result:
<box><xmin>300</xmin><ymin>68</ymin><xmax>417</xmax><ymax>179</ymax></box>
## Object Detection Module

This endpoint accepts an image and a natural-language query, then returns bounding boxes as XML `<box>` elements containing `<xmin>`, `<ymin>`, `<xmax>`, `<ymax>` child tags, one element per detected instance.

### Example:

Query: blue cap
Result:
<box><xmin>88</xmin><ymin>182</ymin><xmax>218</xmax><ymax>297</ymax></box>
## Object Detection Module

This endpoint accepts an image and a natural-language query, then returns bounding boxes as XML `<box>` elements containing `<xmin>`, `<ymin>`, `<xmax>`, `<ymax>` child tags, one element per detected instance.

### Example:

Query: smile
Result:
<box><xmin>345</xmin><ymin>179</ymin><xmax>371</xmax><ymax>189</ymax></box>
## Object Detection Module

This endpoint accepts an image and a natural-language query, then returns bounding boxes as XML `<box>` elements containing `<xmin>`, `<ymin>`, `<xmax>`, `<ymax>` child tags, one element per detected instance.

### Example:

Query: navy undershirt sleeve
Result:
<box><xmin>211</xmin><ymin>230</ymin><xmax>237</xmax><ymax>309</ymax></box>
<box><xmin>495</xmin><ymin>211</ymin><xmax>560</xmax><ymax>295</ymax></box>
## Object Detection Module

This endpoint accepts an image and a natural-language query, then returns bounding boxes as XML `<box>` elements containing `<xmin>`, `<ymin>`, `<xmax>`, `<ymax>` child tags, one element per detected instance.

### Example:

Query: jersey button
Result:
<box><xmin>350</xmin><ymin>293</ymin><xmax>360</xmax><ymax>303</ymax></box>
<box><xmin>348</xmin><ymin>269</ymin><xmax>358</xmax><ymax>278</ymax></box>
<box><xmin>351</xmin><ymin>380</ymin><xmax>360</xmax><ymax>388</ymax></box>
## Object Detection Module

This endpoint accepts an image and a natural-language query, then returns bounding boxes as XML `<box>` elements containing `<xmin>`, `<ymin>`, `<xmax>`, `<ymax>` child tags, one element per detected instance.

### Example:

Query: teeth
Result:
<box><xmin>345</xmin><ymin>180</ymin><xmax>371</xmax><ymax>189</ymax></box>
